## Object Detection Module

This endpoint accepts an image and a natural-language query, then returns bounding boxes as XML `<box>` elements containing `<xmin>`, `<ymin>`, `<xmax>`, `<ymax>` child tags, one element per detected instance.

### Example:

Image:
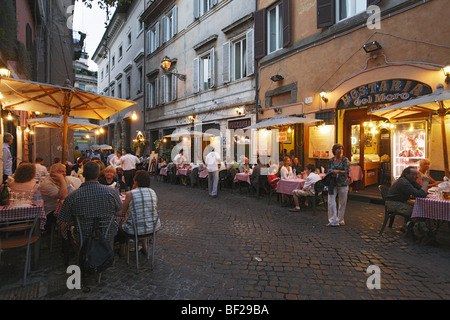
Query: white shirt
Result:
<box><xmin>35</xmin><ymin>163</ymin><xmax>49</xmax><ymax>178</ymax></box>
<box><xmin>118</xmin><ymin>153</ymin><xmax>140</xmax><ymax>171</ymax></box>
<box><xmin>110</xmin><ymin>155</ymin><xmax>121</xmax><ymax>168</ymax></box>
<box><xmin>2</xmin><ymin>144</ymin><xmax>13</xmax><ymax>176</ymax></box>
<box><xmin>173</xmin><ymin>153</ymin><xmax>187</xmax><ymax>166</ymax></box>
<box><xmin>205</xmin><ymin>152</ymin><xmax>221</xmax><ymax>172</ymax></box>
<box><xmin>280</xmin><ymin>166</ymin><xmax>293</xmax><ymax>180</ymax></box>
<box><xmin>303</xmin><ymin>172</ymin><xmax>322</xmax><ymax>194</ymax></box>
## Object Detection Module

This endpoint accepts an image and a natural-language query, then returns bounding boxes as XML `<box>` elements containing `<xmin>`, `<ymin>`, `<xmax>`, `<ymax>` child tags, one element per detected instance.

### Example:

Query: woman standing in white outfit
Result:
<box><xmin>327</xmin><ymin>144</ymin><xmax>349</xmax><ymax>227</ymax></box>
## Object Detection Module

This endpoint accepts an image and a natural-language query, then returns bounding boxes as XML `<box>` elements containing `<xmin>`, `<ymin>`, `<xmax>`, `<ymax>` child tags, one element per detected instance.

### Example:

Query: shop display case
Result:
<box><xmin>392</xmin><ymin>121</ymin><xmax>427</xmax><ymax>180</ymax></box>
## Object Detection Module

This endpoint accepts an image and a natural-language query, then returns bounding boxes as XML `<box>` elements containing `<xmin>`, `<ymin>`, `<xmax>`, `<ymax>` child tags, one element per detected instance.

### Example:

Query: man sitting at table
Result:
<box><xmin>173</xmin><ymin>149</ymin><xmax>187</xmax><ymax>167</ymax></box>
<box><xmin>39</xmin><ymin>163</ymin><xmax>70</xmax><ymax>231</ymax></box>
<box><xmin>289</xmin><ymin>164</ymin><xmax>322</xmax><ymax>212</ymax></box>
<box><xmin>58</xmin><ymin>161</ymin><xmax>122</xmax><ymax>252</ymax></box>
<box><xmin>385</xmin><ymin>166</ymin><xmax>428</xmax><ymax>229</ymax></box>
<box><xmin>239</xmin><ymin>157</ymin><xmax>250</xmax><ymax>173</ymax></box>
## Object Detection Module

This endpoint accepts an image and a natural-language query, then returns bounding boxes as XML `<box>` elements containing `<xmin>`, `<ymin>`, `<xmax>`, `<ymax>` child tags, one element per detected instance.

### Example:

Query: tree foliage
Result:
<box><xmin>77</xmin><ymin>0</ymin><xmax>131</xmax><ymax>10</ymax></box>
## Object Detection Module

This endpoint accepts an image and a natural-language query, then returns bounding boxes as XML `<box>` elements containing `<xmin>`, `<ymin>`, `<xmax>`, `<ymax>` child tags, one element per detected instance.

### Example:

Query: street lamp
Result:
<box><xmin>0</xmin><ymin>63</ymin><xmax>11</xmax><ymax>78</ymax></box>
<box><xmin>443</xmin><ymin>63</ymin><xmax>450</xmax><ymax>85</ymax></box>
<box><xmin>161</xmin><ymin>56</ymin><xmax>186</xmax><ymax>81</ymax></box>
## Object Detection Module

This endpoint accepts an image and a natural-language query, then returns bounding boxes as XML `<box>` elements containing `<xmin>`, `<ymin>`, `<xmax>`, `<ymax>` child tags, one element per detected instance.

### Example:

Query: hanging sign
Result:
<box><xmin>337</xmin><ymin>79</ymin><xmax>432</xmax><ymax>110</ymax></box>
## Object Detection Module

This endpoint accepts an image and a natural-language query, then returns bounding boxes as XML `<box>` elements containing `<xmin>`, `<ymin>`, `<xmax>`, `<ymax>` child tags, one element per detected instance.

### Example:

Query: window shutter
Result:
<box><xmin>171</xmin><ymin>70</ymin><xmax>177</xmax><ymax>101</ymax></box>
<box><xmin>146</xmin><ymin>30</ymin><xmax>151</xmax><ymax>54</ymax></box>
<box><xmin>172</xmin><ymin>6</ymin><xmax>178</xmax><ymax>36</ymax></box>
<box><xmin>246</xmin><ymin>29</ymin><xmax>254</xmax><ymax>76</ymax></box>
<box><xmin>317</xmin><ymin>0</ymin><xmax>335</xmax><ymax>28</ymax></box>
<box><xmin>254</xmin><ymin>8</ymin><xmax>266</xmax><ymax>59</ymax></box>
<box><xmin>161</xmin><ymin>16</ymin><xmax>167</xmax><ymax>43</ymax></box>
<box><xmin>367</xmin><ymin>0</ymin><xmax>381</xmax><ymax>5</ymax></box>
<box><xmin>193</xmin><ymin>57</ymin><xmax>199</xmax><ymax>93</ymax></box>
<box><xmin>222</xmin><ymin>42</ymin><xmax>231</xmax><ymax>83</ymax></box>
<box><xmin>147</xmin><ymin>83</ymin><xmax>152</xmax><ymax>108</ymax></box>
<box><xmin>210</xmin><ymin>48</ymin><xmax>215</xmax><ymax>88</ymax></box>
<box><xmin>155</xmin><ymin>22</ymin><xmax>160</xmax><ymax>49</ymax></box>
<box><xmin>194</xmin><ymin>0</ymin><xmax>200</xmax><ymax>19</ymax></box>
<box><xmin>164</xmin><ymin>75</ymin><xmax>170</xmax><ymax>103</ymax></box>
<box><xmin>282</xmin><ymin>0</ymin><xmax>291</xmax><ymax>47</ymax></box>
<box><xmin>155</xmin><ymin>78</ymin><xmax>160</xmax><ymax>106</ymax></box>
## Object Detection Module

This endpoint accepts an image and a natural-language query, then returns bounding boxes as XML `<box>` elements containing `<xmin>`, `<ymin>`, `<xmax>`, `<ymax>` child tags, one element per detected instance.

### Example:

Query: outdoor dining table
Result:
<box><xmin>160</xmin><ymin>167</ymin><xmax>168</xmax><ymax>176</ymax></box>
<box><xmin>0</xmin><ymin>201</ymin><xmax>46</xmax><ymax>265</ymax></box>
<box><xmin>0</xmin><ymin>201</ymin><xmax>47</xmax><ymax>230</ymax></box>
<box><xmin>199</xmin><ymin>170</ymin><xmax>208</xmax><ymax>179</ymax></box>
<box><xmin>233</xmin><ymin>172</ymin><xmax>251</xmax><ymax>184</ymax></box>
<box><xmin>411</xmin><ymin>197</ymin><xmax>450</xmax><ymax>222</ymax></box>
<box><xmin>411</xmin><ymin>196</ymin><xmax>450</xmax><ymax>239</ymax></box>
<box><xmin>275</xmin><ymin>173</ymin><xmax>327</xmax><ymax>196</ymax></box>
<box><xmin>276</xmin><ymin>178</ymin><xmax>306</xmax><ymax>195</ymax></box>
<box><xmin>177</xmin><ymin>168</ymin><xmax>191</xmax><ymax>176</ymax></box>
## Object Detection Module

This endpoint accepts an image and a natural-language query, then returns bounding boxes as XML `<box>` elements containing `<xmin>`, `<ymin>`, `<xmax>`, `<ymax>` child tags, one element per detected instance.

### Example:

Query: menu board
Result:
<box><xmin>309</xmin><ymin>125</ymin><xmax>335</xmax><ymax>159</ymax></box>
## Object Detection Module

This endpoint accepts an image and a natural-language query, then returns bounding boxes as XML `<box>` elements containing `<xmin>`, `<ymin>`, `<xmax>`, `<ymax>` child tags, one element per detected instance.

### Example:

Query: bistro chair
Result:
<box><xmin>219</xmin><ymin>170</ymin><xmax>229</xmax><ymax>191</ymax></box>
<box><xmin>75</xmin><ymin>214</ymin><xmax>115</xmax><ymax>284</ymax></box>
<box><xmin>0</xmin><ymin>212</ymin><xmax>41</xmax><ymax>286</ymax></box>
<box><xmin>125</xmin><ymin>210</ymin><xmax>161</xmax><ymax>273</ymax></box>
<box><xmin>378</xmin><ymin>185</ymin><xmax>411</xmax><ymax>234</ymax></box>
<box><xmin>267</xmin><ymin>177</ymin><xmax>280</xmax><ymax>205</ymax></box>
<box><xmin>380</xmin><ymin>162</ymin><xmax>391</xmax><ymax>185</ymax></box>
<box><xmin>306</xmin><ymin>180</ymin><xmax>328</xmax><ymax>215</ymax></box>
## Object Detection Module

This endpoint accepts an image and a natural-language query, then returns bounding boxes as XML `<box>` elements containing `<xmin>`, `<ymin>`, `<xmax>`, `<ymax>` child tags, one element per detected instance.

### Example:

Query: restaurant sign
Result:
<box><xmin>228</xmin><ymin>118</ymin><xmax>251</xmax><ymax>129</ymax></box>
<box><xmin>337</xmin><ymin>79</ymin><xmax>432</xmax><ymax>110</ymax></box>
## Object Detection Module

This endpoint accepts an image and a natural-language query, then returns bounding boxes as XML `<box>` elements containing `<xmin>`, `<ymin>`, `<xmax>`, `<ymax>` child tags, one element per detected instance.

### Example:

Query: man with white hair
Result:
<box><xmin>3</xmin><ymin>132</ymin><xmax>14</xmax><ymax>182</ymax></box>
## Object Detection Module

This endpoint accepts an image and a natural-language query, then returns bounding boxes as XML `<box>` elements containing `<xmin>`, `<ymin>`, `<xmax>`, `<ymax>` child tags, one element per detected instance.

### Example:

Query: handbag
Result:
<box><xmin>0</xmin><ymin>181</ymin><xmax>9</xmax><ymax>205</ymax></box>
<box><xmin>78</xmin><ymin>218</ymin><xmax>114</xmax><ymax>274</ymax></box>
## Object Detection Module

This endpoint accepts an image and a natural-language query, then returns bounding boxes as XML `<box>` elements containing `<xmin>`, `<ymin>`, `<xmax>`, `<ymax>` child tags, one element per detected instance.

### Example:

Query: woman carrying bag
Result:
<box><xmin>326</xmin><ymin>144</ymin><xmax>349</xmax><ymax>227</ymax></box>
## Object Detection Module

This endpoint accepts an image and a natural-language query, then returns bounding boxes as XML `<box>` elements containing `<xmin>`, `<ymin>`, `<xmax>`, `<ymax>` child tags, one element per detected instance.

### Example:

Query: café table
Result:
<box><xmin>177</xmin><ymin>168</ymin><xmax>191</xmax><ymax>176</ymax></box>
<box><xmin>233</xmin><ymin>172</ymin><xmax>251</xmax><ymax>184</ymax></box>
<box><xmin>160</xmin><ymin>167</ymin><xmax>168</xmax><ymax>176</ymax></box>
<box><xmin>276</xmin><ymin>178</ymin><xmax>306</xmax><ymax>195</ymax></box>
<box><xmin>411</xmin><ymin>196</ymin><xmax>450</xmax><ymax>239</ymax></box>
<box><xmin>348</xmin><ymin>165</ymin><xmax>363</xmax><ymax>184</ymax></box>
<box><xmin>199</xmin><ymin>170</ymin><xmax>208</xmax><ymax>179</ymax></box>
<box><xmin>0</xmin><ymin>201</ymin><xmax>46</xmax><ymax>265</ymax></box>
<box><xmin>0</xmin><ymin>201</ymin><xmax>47</xmax><ymax>230</ymax></box>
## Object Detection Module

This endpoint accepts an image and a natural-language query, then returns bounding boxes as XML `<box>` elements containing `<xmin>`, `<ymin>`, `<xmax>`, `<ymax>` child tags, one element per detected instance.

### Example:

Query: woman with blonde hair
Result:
<box><xmin>8</xmin><ymin>162</ymin><xmax>37</xmax><ymax>195</ymax></box>
<box><xmin>417</xmin><ymin>159</ymin><xmax>441</xmax><ymax>188</ymax></box>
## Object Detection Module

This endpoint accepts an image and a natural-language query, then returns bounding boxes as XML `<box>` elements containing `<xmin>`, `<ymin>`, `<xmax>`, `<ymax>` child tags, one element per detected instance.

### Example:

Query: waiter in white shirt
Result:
<box><xmin>205</xmin><ymin>146</ymin><xmax>221</xmax><ymax>198</ymax></box>
<box><xmin>117</xmin><ymin>148</ymin><xmax>140</xmax><ymax>190</ymax></box>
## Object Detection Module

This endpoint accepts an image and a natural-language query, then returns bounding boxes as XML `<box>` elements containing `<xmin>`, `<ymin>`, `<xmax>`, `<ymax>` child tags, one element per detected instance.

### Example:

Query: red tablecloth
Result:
<box><xmin>411</xmin><ymin>197</ymin><xmax>450</xmax><ymax>222</ymax></box>
<box><xmin>0</xmin><ymin>202</ymin><xmax>47</xmax><ymax>230</ymax></box>
<box><xmin>349</xmin><ymin>165</ymin><xmax>363</xmax><ymax>183</ymax></box>
<box><xmin>199</xmin><ymin>170</ymin><xmax>208</xmax><ymax>179</ymax></box>
<box><xmin>177</xmin><ymin>168</ymin><xmax>191</xmax><ymax>176</ymax></box>
<box><xmin>234</xmin><ymin>173</ymin><xmax>251</xmax><ymax>184</ymax></box>
<box><xmin>276</xmin><ymin>178</ymin><xmax>306</xmax><ymax>195</ymax></box>
<box><xmin>160</xmin><ymin>167</ymin><xmax>168</xmax><ymax>176</ymax></box>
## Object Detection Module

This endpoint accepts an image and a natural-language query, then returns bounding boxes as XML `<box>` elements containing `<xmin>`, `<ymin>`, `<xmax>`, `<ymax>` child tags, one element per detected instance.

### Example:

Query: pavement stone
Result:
<box><xmin>1</xmin><ymin>179</ymin><xmax>449</xmax><ymax>303</ymax></box>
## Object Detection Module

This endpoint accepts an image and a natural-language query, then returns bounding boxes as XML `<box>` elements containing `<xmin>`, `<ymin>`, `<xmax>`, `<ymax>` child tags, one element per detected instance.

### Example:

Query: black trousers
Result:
<box><xmin>123</xmin><ymin>169</ymin><xmax>135</xmax><ymax>190</ymax></box>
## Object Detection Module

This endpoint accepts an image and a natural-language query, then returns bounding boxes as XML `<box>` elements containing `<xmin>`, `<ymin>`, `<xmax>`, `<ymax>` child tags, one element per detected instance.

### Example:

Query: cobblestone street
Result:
<box><xmin>1</xmin><ymin>179</ymin><xmax>450</xmax><ymax>305</ymax></box>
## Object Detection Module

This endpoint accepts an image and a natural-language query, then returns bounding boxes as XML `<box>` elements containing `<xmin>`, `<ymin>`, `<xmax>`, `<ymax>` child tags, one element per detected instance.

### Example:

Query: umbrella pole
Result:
<box><xmin>61</xmin><ymin>113</ymin><xmax>68</xmax><ymax>164</ymax></box>
<box><xmin>439</xmin><ymin>111</ymin><xmax>449</xmax><ymax>178</ymax></box>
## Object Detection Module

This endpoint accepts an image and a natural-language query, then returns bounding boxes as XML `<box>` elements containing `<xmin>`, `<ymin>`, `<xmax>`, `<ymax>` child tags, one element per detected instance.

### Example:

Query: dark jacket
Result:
<box><xmin>386</xmin><ymin>177</ymin><xmax>427</xmax><ymax>203</ymax></box>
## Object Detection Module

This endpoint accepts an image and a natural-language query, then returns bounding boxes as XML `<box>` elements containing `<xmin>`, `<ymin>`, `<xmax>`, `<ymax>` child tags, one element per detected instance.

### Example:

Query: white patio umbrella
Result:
<box><xmin>243</xmin><ymin>114</ymin><xmax>323</xmax><ymax>129</ymax></box>
<box><xmin>26</xmin><ymin>115</ymin><xmax>99</xmax><ymax>131</ymax></box>
<box><xmin>368</xmin><ymin>84</ymin><xmax>450</xmax><ymax>177</ymax></box>
<box><xmin>0</xmin><ymin>76</ymin><xmax>136</xmax><ymax>163</ymax></box>
<box><xmin>164</xmin><ymin>130</ymin><xmax>213</xmax><ymax>138</ymax></box>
